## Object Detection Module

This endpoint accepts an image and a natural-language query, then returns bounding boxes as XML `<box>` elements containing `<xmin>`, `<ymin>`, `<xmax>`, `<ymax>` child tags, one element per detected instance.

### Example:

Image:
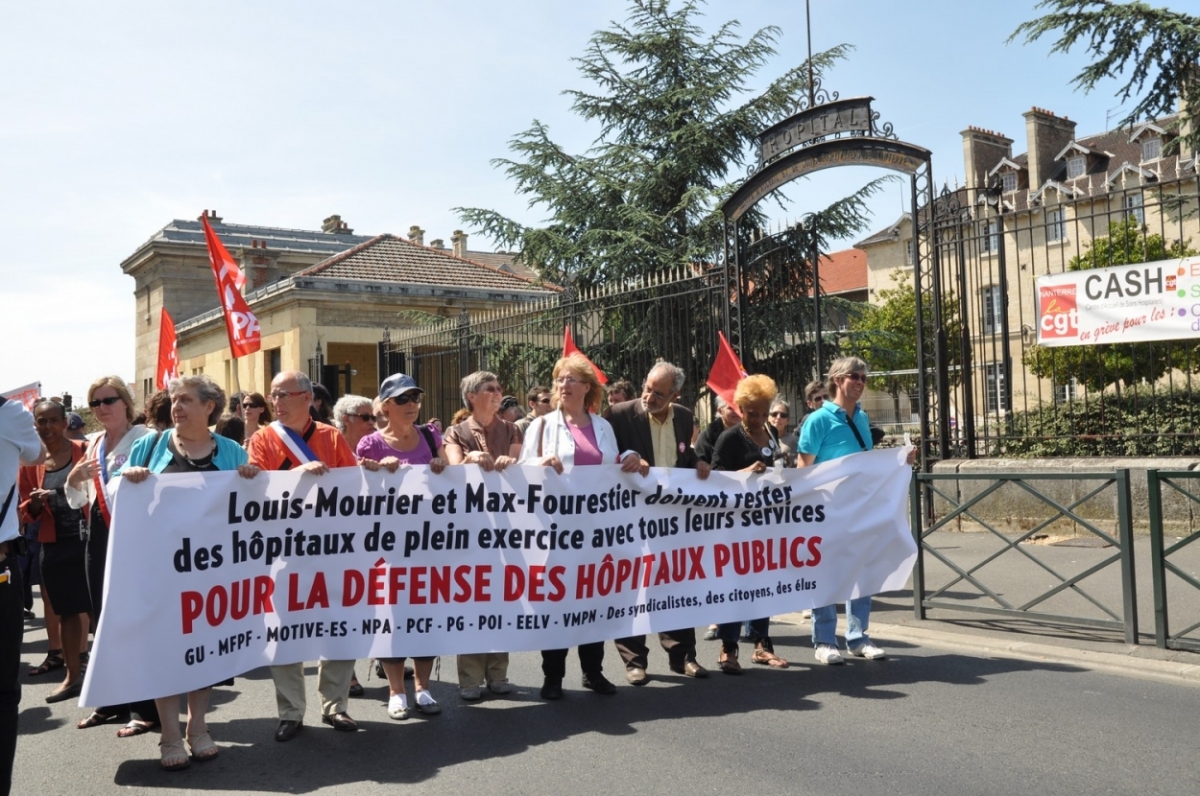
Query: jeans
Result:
<box><xmin>812</xmin><ymin>597</ymin><xmax>872</xmax><ymax>648</ymax></box>
<box><xmin>0</xmin><ymin>559</ymin><xmax>24</xmax><ymax>796</ymax></box>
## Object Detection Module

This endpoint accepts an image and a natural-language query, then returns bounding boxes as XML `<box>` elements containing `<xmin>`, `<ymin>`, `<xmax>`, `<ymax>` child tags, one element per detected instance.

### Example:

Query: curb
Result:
<box><xmin>772</xmin><ymin>612</ymin><xmax>1200</xmax><ymax>687</ymax></box>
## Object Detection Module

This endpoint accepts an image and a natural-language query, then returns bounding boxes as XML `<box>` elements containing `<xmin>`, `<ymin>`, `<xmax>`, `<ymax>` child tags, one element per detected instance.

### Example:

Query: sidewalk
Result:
<box><xmin>774</xmin><ymin>533</ymin><xmax>1200</xmax><ymax>686</ymax></box>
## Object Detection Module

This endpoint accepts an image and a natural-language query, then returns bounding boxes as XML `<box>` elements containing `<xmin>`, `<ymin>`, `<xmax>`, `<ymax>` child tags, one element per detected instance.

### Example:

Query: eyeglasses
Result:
<box><xmin>391</xmin><ymin>393</ymin><xmax>423</xmax><ymax>406</ymax></box>
<box><xmin>536</xmin><ymin>397</ymin><xmax>551</xmax><ymax>404</ymax></box>
<box><xmin>810</xmin><ymin>395</ymin><xmax>828</xmax><ymax>403</ymax></box>
<box><xmin>842</xmin><ymin>373</ymin><xmax>867</xmax><ymax>382</ymax></box>
<box><xmin>268</xmin><ymin>390</ymin><xmax>308</xmax><ymax>401</ymax></box>
<box><xmin>555</xmin><ymin>376</ymin><xmax>582</xmax><ymax>387</ymax></box>
<box><xmin>242</xmin><ymin>402</ymin><xmax>263</xmax><ymax>410</ymax></box>
<box><xmin>769</xmin><ymin>412</ymin><xmax>789</xmax><ymax>418</ymax></box>
<box><xmin>352</xmin><ymin>413</ymin><xmax>375</xmax><ymax>423</ymax></box>
<box><xmin>88</xmin><ymin>396</ymin><xmax>123</xmax><ymax>408</ymax></box>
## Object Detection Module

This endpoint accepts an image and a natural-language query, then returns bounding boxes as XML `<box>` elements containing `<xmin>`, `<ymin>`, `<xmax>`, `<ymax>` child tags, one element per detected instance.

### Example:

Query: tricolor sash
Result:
<box><xmin>269</xmin><ymin>421</ymin><xmax>319</xmax><ymax>467</ymax></box>
<box><xmin>92</xmin><ymin>436</ymin><xmax>111</xmax><ymax>525</ymax></box>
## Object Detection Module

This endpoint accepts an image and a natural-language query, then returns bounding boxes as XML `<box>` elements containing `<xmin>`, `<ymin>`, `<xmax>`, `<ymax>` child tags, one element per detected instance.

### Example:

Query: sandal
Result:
<box><xmin>751</xmin><ymin>647</ymin><xmax>789</xmax><ymax>668</ymax></box>
<box><xmin>159</xmin><ymin>739</ymin><xmax>191</xmax><ymax>771</ymax></box>
<box><xmin>77</xmin><ymin>711</ymin><xmax>120</xmax><ymax>730</ymax></box>
<box><xmin>117</xmin><ymin>720</ymin><xmax>160</xmax><ymax>738</ymax></box>
<box><xmin>187</xmin><ymin>731</ymin><xmax>219</xmax><ymax>762</ymax></box>
<box><xmin>718</xmin><ymin>647</ymin><xmax>742</xmax><ymax>675</ymax></box>
<box><xmin>29</xmin><ymin>650</ymin><xmax>64</xmax><ymax>677</ymax></box>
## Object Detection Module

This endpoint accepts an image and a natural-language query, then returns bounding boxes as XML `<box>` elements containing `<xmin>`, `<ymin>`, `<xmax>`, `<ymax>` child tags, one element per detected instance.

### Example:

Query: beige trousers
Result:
<box><xmin>270</xmin><ymin>659</ymin><xmax>356</xmax><ymax>721</ymax></box>
<box><xmin>456</xmin><ymin>653</ymin><xmax>509</xmax><ymax>688</ymax></box>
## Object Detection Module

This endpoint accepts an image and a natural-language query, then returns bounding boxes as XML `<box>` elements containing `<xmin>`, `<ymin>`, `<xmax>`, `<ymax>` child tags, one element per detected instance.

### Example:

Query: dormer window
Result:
<box><xmin>1066</xmin><ymin>156</ymin><xmax>1086</xmax><ymax>179</ymax></box>
<box><xmin>1141</xmin><ymin>137</ymin><xmax>1161</xmax><ymax>163</ymax></box>
<box><xmin>1001</xmin><ymin>172</ymin><xmax>1017</xmax><ymax>193</ymax></box>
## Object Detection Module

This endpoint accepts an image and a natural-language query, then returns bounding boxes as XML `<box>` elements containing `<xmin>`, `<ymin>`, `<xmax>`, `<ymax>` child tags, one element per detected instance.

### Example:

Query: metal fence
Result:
<box><xmin>928</xmin><ymin>172</ymin><xmax>1200</xmax><ymax>458</ymax></box>
<box><xmin>1148</xmin><ymin>470</ymin><xmax>1200</xmax><ymax>651</ymax></box>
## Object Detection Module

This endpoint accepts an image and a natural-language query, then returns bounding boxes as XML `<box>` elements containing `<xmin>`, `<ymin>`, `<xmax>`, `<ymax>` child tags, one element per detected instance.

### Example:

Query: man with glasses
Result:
<box><xmin>246</xmin><ymin>371</ymin><xmax>361</xmax><ymax>742</ymax></box>
<box><xmin>514</xmin><ymin>385</ymin><xmax>551</xmax><ymax>435</ymax></box>
<box><xmin>604</xmin><ymin>362</ymin><xmax>711</xmax><ymax>684</ymax></box>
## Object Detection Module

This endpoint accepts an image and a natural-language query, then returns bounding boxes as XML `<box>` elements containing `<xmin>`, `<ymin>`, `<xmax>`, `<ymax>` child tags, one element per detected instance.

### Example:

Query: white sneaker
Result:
<box><xmin>460</xmin><ymin>686</ymin><xmax>483</xmax><ymax>701</ymax></box>
<box><xmin>387</xmin><ymin>693</ymin><xmax>409</xmax><ymax>720</ymax></box>
<box><xmin>814</xmin><ymin>644</ymin><xmax>845</xmax><ymax>665</ymax></box>
<box><xmin>487</xmin><ymin>679</ymin><xmax>513</xmax><ymax>695</ymax></box>
<box><xmin>848</xmin><ymin>641</ymin><xmax>886</xmax><ymax>660</ymax></box>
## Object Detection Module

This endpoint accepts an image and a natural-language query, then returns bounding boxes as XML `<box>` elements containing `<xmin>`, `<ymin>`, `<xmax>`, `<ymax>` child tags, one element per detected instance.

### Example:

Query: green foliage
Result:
<box><xmin>1023</xmin><ymin>218</ymin><xmax>1197</xmax><ymax>393</ymax></box>
<box><xmin>1011</xmin><ymin>0</ymin><xmax>1200</xmax><ymax>154</ymax></box>
<box><xmin>994</xmin><ymin>388</ymin><xmax>1200</xmax><ymax>456</ymax></box>
<box><xmin>457</xmin><ymin>0</ymin><xmax>852</xmax><ymax>288</ymax></box>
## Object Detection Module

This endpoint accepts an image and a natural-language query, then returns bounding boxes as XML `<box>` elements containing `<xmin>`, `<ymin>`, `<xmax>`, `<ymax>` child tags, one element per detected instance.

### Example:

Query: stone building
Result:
<box><xmin>121</xmin><ymin>212</ymin><xmax>553</xmax><ymax>402</ymax></box>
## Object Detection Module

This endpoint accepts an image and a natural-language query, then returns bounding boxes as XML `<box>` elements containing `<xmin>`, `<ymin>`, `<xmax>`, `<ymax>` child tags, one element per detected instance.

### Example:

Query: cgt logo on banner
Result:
<box><xmin>1038</xmin><ymin>284</ymin><xmax>1079</xmax><ymax>341</ymax></box>
<box><xmin>79</xmin><ymin>449</ymin><xmax>917</xmax><ymax>707</ymax></box>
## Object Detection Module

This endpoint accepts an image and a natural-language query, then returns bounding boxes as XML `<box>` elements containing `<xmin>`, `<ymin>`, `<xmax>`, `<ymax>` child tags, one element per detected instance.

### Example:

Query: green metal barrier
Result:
<box><xmin>1147</xmin><ymin>470</ymin><xmax>1200</xmax><ymax>651</ymax></box>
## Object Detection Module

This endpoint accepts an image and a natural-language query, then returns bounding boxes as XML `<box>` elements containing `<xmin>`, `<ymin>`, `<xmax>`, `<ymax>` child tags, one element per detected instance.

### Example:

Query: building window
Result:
<box><xmin>1001</xmin><ymin>172</ymin><xmax>1017</xmax><ymax>193</ymax></box>
<box><xmin>1046</xmin><ymin>208</ymin><xmax>1066</xmax><ymax>242</ymax></box>
<box><xmin>982</xmin><ymin>285</ymin><xmax>1003</xmax><ymax>334</ymax></box>
<box><xmin>1066</xmin><ymin>156</ymin><xmax>1086</xmax><ymax>179</ymax></box>
<box><xmin>980</xmin><ymin>220</ymin><xmax>999</xmax><ymax>254</ymax></box>
<box><xmin>1141</xmin><ymin>137</ymin><xmax>1161</xmax><ymax>163</ymax></box>
<box><xmin>267</xmin><ymin>348</ymin><xmax>282</xmax><ymax>380</ymax></box>
<box><xmin>904</xmin><ymin>239</ymin><xmax>913</xmax><ymax>266</ymax></box>
<box><xmin>1055</xmin><ymin>378</ymin><xmax>1078</xmax><ymax>404</ymax></box>
<box><xmin>984</xmin><ymin>362</ymin><xmax>1010</xmax><ymax>413</ymax></box>
<box><xmin>1124</xmin><ymin>193</ymin><xmax>1144</xmax><ymax>225</ymax></box>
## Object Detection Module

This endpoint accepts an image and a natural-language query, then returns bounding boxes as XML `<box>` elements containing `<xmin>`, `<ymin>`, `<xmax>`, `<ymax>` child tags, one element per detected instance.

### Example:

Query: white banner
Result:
<box><xmin>1035</xmin><ymin>256</ymin><xmax>1200</xmax><ymax>347</ymax></box>
<box><xmin>81</xmin><ymin>449</ymin><xmax>916</xmax><ymax>706</ymax></box>
<box><xmin>1</xmin><ymin>382</ymin><xmax>41</xmax><ymax>409</ymax></box>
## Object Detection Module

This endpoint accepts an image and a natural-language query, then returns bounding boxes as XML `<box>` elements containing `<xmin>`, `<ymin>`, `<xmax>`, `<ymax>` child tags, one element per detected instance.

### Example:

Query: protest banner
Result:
<box><xmin>1035</xmin><ymin>255</ymin><xmax>1200</xmax><ymax>347</ymax></box>
<box><xmin>80</xmin><ymin>448</ymin><xmax>916</xmax><ymax>706</ymax></box>
<box><xmin>1</xmin><ymin>382</ymin><xmax>41</xmax><ymax>409</ymax></box>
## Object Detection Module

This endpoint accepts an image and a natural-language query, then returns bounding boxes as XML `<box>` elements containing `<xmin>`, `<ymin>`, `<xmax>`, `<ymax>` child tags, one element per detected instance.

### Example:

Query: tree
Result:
<box><xmin>456</xmin><ymin>0</ymin><xmax>855</xmax><ymax>289</ymax></box>
<box><xmin>1023</xmin><ymin>217</ymin><xmax>1197</xmax><ymax>394</ymax></box>
<box><xmin>1011</xmin><ymin>1</ymin><xmax>1200</xmax><ymax>154</ymax></box>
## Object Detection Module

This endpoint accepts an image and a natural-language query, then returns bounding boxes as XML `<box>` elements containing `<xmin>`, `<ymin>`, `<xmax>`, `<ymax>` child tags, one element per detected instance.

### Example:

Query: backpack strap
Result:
<box><xmin>418</xmin><ymin>424</ymin><xmax>438</xmax><ymax>459</ymax></box>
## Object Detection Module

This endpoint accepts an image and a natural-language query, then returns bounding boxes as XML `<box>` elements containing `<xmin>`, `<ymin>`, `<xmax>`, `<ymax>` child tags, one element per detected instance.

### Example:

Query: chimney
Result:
<box><xmin>198</xmin><ymin>209</ymin><xmax>223</xmax><ymax>224</ymax></box>
<box><xmin>960</xmin><ymin>127</ymin><xmax>1013</xmax><ymax>191</ymax></box>
<box><xmin>322</xmin><ymin>214</ymin><xmax>352</xmax><ymax>234</ymax></box>
<box><xmin>408</xmin><ymin>225</ymin><xmax>425</xmax><ymax>247</ymax></box>
<box><xmin>452</xmin><ymin>229</ymin><xmax>468</xmax><ymax>258</ymax></box>
<box><xmin>1023</xmin><ymin>107</ymin><xmax>1077</xmax><ymax>189</ymax></box>
<box><xmin>429</xmin><ymin>238</ymin><xmax>445</xmax><ymax>249</ymax></box>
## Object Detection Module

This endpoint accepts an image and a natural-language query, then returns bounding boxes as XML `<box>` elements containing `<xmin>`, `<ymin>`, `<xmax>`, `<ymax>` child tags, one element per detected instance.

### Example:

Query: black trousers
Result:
<box><xmin>614</xmin><ymin>628</ymin><xmax>698</xmax><ymax>670</ymax></box>
<box><xmin>541</xmin><ymin>642</ymin><xmax>605</xmax><ymax>680</ymax></box>
<box><xmin>0</xmin><ymin>559</ymin><xmax>24</xmax><ymax>796</ymax></box>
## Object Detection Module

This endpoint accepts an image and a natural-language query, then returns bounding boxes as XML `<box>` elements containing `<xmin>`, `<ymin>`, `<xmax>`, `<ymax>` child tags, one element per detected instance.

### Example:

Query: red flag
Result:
<box><xmin>156</xmin><ymin>308</ymin><xmax>180</xmax><ymax>389</ymax></box>
<box><xmin>563</xmin><ymin>327</ymin><xmax>608</xmax><ymax>385</ymax></box>
<box><xmin>201</xmin><ymin>213</ymin><xmax>261</xmax><ymax>358</ymax></box>
<box><xmin>705</xmin><ymin>331</ymin><xmax>748</xmax><ymax>407</ymax></box>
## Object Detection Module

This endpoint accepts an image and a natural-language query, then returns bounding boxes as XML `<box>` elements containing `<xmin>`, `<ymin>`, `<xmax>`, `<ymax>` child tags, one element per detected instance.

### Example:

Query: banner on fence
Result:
<box><xmin>81</xmin><ymin>448</ymin><xmax>916</xmax><ymax>706</ymax></box>
<box><xmin>1036</xmin><ymin>255</ymin><xmax>1200</xmax><ymax>347</ymax></box>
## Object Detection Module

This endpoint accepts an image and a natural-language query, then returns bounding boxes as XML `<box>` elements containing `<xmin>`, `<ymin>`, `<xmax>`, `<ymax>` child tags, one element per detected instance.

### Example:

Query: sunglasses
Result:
<box><xmin>769</xmin><ymin>412</ymin><xmax>788</xmax><ymax>418</ymax></box>
<box><xmin>536</xmin><ymin>397</ymin><xmax>551</xmax><ymax>404</ymax></box>
<box><xmin>842</xmin><ymin>373</ymin><xmax>867</xmax><ymax>382</ymax></box>
<box><xmin>88</xmin><ymin>396</ymin><xmax>123</xmax><ymax>408</ymax></box>
<box><xmin>391</xmin><ymin>393</ymin><xmax>423</xmax><ymax>406</ymax></box>
<box><xmin>242</xmin><ymin>402</ymin><xmax>263</xmax><ymax>410</ymax></box>
<box><xmin>352</xmin><ymin>413</ymin><xmax>375</xmax><ymax>423</ymax></box>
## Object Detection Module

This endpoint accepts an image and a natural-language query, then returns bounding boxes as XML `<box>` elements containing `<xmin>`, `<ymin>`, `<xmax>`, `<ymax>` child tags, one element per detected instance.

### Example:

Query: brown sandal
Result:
<box><xmin>751</xmin><ymin>646</ymin><xmax>789</xmax><ymax>669</ymax></box>
<box><xmin>718</xmin><ymin>647</ymin><xmax>742</xmax><ymax>675</ymax></box>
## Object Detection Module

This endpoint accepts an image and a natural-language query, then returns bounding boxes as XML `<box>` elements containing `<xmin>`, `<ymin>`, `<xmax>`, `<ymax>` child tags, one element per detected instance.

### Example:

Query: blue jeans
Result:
<box><xmin>812</xmin><ymin>597</ymin><xmax>872</xmax><ymax>649</ymax></box>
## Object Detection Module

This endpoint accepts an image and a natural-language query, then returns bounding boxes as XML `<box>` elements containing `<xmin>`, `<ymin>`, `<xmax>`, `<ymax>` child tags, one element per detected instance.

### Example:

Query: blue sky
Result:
<box><xmin>0</xmin><ymin>0</ymin><xmax>1135</xmax><ymax>399</ymax></box>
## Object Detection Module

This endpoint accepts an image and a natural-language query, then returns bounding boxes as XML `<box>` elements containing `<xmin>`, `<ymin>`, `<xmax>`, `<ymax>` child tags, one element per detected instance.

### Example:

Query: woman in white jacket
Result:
<box><xmin>520</xmin><ymin>353</ymin><xmax>640</xmax><ymax>699</ymax></box>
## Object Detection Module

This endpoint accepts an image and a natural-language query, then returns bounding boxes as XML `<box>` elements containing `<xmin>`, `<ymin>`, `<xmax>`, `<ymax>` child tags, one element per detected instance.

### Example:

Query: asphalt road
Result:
<box><xmin>13</xmin><ymin>615</ymin><xmax>1200</xmax><ymax>796</ymax></box>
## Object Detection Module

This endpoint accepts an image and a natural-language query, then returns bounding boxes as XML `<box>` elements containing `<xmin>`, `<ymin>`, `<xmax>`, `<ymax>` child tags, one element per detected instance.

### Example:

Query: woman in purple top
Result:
<box><xmin>519</xmin><ymin>354</ymin><xmax>640</xmax><ymax>700</ymax></box>
<box><xmin>355</xmin><ymin>373</ymin><xmax>447</xmax><ymax>721</ymax></box>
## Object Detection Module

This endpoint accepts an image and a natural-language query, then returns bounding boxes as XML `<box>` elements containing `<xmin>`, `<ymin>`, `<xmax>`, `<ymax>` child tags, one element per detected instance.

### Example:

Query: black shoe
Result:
<box><xmin>348</xmin><ymin>680</ymin><xmax>364</xmax><ymax>697</ymax></box>
<box><xmin>274</xmin><ymin>720</ymin><xmax>302</xmax><ymax>742</ymax></box>
<box><xmin>540</xmin><ymin>677</ymin><xmax>564</xmax><ymax>700</ymax></box>
<box><xmin>321</xmin><ymin>712</ymin><xmax>359</xmax><ymax>732</ymax></box>
<box><xmin>581</xmin><ymin>672</ymin><xmax>616</xmax><ymax>695</ymax></box>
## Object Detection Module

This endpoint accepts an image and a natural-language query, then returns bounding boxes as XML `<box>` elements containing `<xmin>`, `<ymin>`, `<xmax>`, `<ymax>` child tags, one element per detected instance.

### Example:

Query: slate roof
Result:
<box><xmin>297</xmin><ymin>234</ymin><xmax>556</xmax><ymax>293</ymax></box>
<box><xmin>857</xmin><ymin>214</ymin><xmax>910</xmax><ymax>248</ymax></box>
<box><xmin>132</xmin><ymin>218</ymin><xmax>374</xmax><ymax>256</ymax></box>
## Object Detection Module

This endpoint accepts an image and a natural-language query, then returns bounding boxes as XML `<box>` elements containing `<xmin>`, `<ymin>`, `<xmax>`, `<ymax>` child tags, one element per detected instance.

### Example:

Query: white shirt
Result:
<box><xmin>0</xmin><ymin>400</ymin><xmax>43</xmax><ymax>543</ymax></box>
<box><xmin>65</xmin><ymin>425</ymin><xmax>153</xmax><ymax>510</ymax></box>
<box><xmin>518</xmin><ymin>410</ymin><xmax>620</xmax><ymax>468</ymax></box>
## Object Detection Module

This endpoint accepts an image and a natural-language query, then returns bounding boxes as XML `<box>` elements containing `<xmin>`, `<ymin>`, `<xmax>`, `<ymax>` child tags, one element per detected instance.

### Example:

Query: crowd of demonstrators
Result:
<box><xmin>604</xmin><ymin>362</ymin><xmax>711</xmax><ymax>683</ymax></box>
<box><xmin>356</xmin><ymin>374</ymin><xmax>446</xmax><ymax>721</ymax></box>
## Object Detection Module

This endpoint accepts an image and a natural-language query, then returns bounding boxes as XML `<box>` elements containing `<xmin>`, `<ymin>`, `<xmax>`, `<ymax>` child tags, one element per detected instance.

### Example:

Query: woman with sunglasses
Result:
<box><xmin>444</xmin><ymin>371</ymin><xmax>522</xmax><ymax>702</ymax></box>
<box><xmin>768</xmin><ymin>399</ymin><xmax>796</xmax><ymax>467</ymax></box>
<box><xmin>239</xmin><ymin>392</ymin><xmax>272</xmax><ymax>445</ymax></box>
<box><xmin>355</xmin><ymin>373</ymin><xmax>447</xmax><ymax>721</ymax></box>
<box><xmin>519</xmin><ymin>353</ymin><xmax>641</xmax><ymax>700</ymax></box>
<box><xmin>65</xmin><ymin>376</ymin><xmax>160</xmax><ymax>735</ymax></box>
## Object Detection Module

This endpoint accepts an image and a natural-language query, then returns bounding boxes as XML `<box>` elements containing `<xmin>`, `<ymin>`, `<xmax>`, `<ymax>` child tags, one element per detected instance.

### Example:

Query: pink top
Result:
<box><xmin>356</xmin><ymin>426</ymin><xmax>443</xmax><ymax>465</ymax></box>
<box><xmin>566</xmin><ymin>421</ymin><xmax>602</xmax><ymax>466</ymax></box>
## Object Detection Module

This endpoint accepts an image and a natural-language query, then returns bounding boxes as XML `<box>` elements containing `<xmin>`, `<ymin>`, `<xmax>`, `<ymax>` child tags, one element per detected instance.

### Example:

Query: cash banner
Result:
<box><xmin>81</xmin><ymin>449</ymin><xmax>916</xmax><ymax>706</ymax></box>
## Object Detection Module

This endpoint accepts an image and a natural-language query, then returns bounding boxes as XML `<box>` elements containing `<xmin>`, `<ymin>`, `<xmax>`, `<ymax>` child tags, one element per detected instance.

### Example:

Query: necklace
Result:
<box><xmin>178</xmin><ymin>433</ymin><xmax>216</xmax><ymax>466</ymax></box>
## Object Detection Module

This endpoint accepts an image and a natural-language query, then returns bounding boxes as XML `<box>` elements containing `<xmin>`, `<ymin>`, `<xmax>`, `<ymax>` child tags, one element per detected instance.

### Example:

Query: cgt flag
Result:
<box><xmin>706</xmin><ymin>331</ymin><xmax>747</xmax><ymax>407</ymax></box>
<box><xmin>563</xmin><ymin>326</ymin><xmax>607</xmax><ymax>384</ymax></box>
<box><xmin>201</xmin><ymin>212</ymin><xmax>260</xmax><ymax>358</ymax></box>
<box><xmin>156</xmin><ymin>308</ymin><xmax>180</xmax><ymax>389</ymax></box>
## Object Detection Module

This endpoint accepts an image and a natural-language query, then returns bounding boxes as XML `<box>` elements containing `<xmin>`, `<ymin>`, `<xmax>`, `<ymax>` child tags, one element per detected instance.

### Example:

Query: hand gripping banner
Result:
<box><xmin>81</xmin><ymin>449</ymin><xmax>916</xmax><ymax>706</ymax></box>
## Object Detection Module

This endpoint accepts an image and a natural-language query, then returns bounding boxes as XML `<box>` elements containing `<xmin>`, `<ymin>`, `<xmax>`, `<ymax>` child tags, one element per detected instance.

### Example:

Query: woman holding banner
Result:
<box><xmin>121</xmin><ymin>374</ymin><xmax>258</xmax><ymax>771</ymax></box>
<box><xmin>444</xmin><ymin>371</ymin><xmax>522</xmax><ymax>702</ymax></box>
<box><xmin>355</xmin><ymin>373</ymin><xmax>447</xmax><ymax>721</ymax></box>
<box><xmin>65</xmin><ymin>376</ymin><xmax>159</xmax><ymax>735</ymax></box>
<box><xmin>711</xmin><ymin>374</ymin><xmax>790</xmax><ymax>674</ymax></box>
<box><xmin>520</xmin><ymin>353</ymin><xmax>641</xmax><ymax>700</ymax></box>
